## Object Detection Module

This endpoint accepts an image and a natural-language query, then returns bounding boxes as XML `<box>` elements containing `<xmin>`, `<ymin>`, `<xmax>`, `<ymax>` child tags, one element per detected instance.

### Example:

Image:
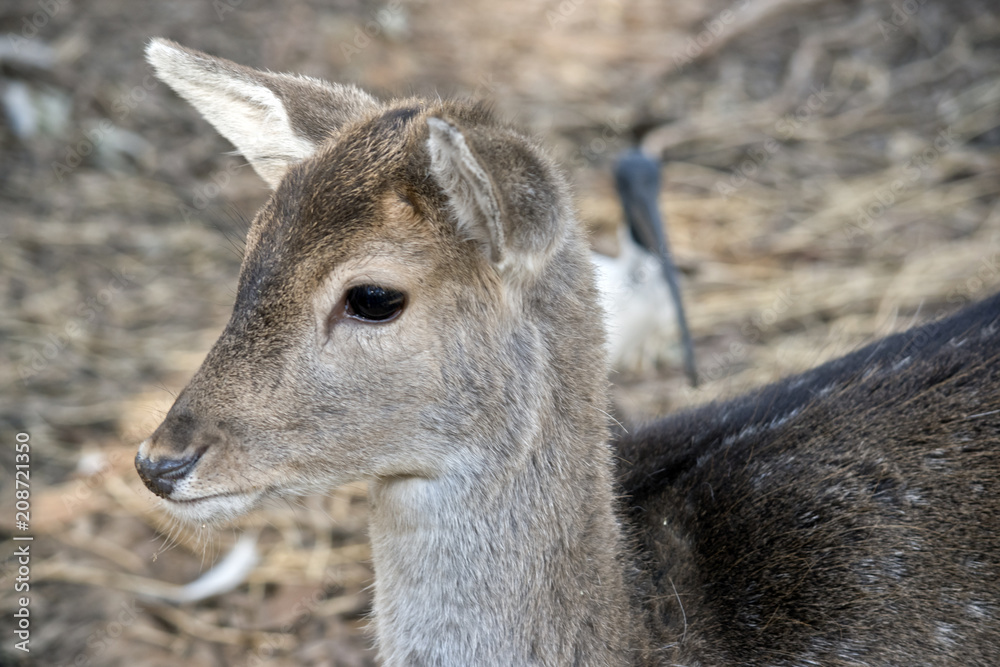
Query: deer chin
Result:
<box><xmin>160</xmin><ymin>487</ymin><xmax>270</xmax><ymax>525</ymax></box>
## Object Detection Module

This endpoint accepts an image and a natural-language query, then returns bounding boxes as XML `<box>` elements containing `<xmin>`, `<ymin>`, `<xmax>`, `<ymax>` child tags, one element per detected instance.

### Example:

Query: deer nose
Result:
<box><xmin>135</xmin><ymin>449</ymin><xmax>204</xmax><ymax>499</ymax></box>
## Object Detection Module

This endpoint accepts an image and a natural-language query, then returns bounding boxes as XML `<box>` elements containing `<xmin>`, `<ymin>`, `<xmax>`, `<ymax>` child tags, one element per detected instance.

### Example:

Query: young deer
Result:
<box><xmin>135</xmin><ymin>40</ymin><xmax>1000</xmax><ymax>665</ymax></box>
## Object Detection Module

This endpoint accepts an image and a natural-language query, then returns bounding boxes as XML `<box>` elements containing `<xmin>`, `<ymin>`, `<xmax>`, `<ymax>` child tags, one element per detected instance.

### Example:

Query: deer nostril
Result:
<box><xmin>135</xmin><ymin>448</ymin><xmax>205</xmax><ymax>499</ymax></box>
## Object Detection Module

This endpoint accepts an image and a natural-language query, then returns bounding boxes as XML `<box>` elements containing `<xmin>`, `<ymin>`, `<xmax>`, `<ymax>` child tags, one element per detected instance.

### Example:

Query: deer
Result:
<box><xmin>135</xmin><ymin>39</ymin><xmax>1000</xmax><ymax>666</ymax></box>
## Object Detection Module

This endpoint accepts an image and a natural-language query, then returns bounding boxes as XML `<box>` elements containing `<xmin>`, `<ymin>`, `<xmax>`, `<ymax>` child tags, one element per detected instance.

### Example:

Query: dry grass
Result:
<box><xmin>1</xmin><ymin>0</ymin><xmax>998</xmax><ymax>664</ymax></box>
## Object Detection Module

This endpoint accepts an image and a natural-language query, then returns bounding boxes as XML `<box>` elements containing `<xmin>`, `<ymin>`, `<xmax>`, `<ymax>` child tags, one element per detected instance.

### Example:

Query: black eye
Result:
<box><xmin>345</xmin><ymin>285</ymin><xmax>406</xmax><ymax>322</ymax></box>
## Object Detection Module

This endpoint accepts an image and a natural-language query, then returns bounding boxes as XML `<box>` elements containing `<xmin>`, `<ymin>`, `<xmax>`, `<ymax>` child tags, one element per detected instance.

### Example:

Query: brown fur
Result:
<box><xmin>136</xmin><ymin>40</ymin><xmax>1000</xmax><ymax>665</ymax></box>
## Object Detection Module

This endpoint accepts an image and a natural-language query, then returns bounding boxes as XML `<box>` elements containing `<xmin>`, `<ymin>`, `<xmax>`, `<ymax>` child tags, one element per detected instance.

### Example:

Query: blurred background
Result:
<box><xmin>1</xmin><ymin>0</ymin><xmax>998</xmax><ymax>664</ymax></box>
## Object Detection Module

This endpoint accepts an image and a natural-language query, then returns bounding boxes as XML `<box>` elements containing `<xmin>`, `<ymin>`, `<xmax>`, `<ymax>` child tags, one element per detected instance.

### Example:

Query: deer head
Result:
<box><xmin>135</xmin><ymin>40</ymin><xmax>607</xmax><ymax>526</ymax></box>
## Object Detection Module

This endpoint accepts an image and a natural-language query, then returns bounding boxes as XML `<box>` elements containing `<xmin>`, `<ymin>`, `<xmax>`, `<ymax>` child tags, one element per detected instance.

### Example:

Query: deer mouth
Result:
<box><xmin>160</xmin><ymin>487</ymin><xmax>271</xmax><ymax>524</ymax></box>
<box><xmin>172</xmin><ymin>490</ymin><xmax>248</xmax><ymax>504</ymax></box>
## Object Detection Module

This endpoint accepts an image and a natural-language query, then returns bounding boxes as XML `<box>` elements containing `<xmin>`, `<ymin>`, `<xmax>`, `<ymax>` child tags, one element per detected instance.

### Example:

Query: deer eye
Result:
<box><xmin>345</xmin><ymin>285</ymin><xmax>406</xmax><ymax>322</ymax></box>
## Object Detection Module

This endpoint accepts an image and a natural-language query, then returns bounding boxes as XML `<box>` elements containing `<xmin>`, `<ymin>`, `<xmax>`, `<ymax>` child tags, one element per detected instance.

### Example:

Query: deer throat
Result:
<box><xmin>366</xmin><ymin>439</ymin><xmax>634</xmax><ymax>666</ymax></box>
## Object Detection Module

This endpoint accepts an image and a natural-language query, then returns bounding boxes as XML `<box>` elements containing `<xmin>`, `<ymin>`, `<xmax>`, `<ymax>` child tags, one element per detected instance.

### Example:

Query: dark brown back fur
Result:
<box><xmin>620</xmin><ymin>293</ymin><xmax>1000</xmax><ymax>665</ymax></box>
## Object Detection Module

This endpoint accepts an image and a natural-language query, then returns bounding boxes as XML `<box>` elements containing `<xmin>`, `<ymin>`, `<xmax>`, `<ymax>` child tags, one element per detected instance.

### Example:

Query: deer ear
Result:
<box><xmin>426</xmin><ymin>116</ymin><xmax>567</xmax><ymax>276</ymax></box>
<box><xmin>426</xmin><ymin>117</ymin><xmax>506</xmax><ymax>264</ymax></box>
<box><xmin>146</xmin><ymin>38</ymin><xmax>378</xmax><ymax>188</ymax></box>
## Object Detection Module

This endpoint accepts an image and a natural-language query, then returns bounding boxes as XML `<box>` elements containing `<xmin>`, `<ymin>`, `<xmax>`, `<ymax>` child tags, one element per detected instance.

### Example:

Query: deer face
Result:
<box><xmin>135</xmin><ymin>40</ymin><xmax>583</xmax><ymax>524</ymax></box>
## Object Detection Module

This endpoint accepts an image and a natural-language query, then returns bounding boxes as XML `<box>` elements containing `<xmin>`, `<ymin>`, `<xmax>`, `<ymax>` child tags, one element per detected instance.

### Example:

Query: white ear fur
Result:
<box><xmin>426</xmin><ymin>117</ymin><xmax>505</xmax><ymax>264</ymax></box>
<box><xmin>146</xmin><ymin>39</ymin><xmax>317</xmax><ymax>188</ymax></box>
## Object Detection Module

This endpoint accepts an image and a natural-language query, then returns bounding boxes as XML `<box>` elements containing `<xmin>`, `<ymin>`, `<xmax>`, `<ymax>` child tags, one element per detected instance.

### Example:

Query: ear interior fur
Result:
<box><xmin>146</xmin><ymin>38</ymin><xmax>377</xmax><ymax>188</ymax></box>
<box><xmin>426</xmin><ymin>117</ymin><xmax>506</xmax><ymax>264</ymax></box>
<box><xmin>426</xmin><ymin>117</ymin><xmax>569</xmax><ymax>282</ymax></box>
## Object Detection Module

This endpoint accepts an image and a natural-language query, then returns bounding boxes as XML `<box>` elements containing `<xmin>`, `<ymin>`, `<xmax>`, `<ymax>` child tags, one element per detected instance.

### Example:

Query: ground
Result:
<box><xmin>1</xmin><ymin>0</ymin><xmax>998</xmax><ymax>665</ymax></box>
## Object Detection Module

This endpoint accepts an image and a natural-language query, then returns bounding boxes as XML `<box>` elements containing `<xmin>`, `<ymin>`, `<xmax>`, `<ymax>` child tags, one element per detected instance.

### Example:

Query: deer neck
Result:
<box><xmin>367</xmin><ymin>422</ymin><xmax>634</xmax><ymax>665</ymax></box>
